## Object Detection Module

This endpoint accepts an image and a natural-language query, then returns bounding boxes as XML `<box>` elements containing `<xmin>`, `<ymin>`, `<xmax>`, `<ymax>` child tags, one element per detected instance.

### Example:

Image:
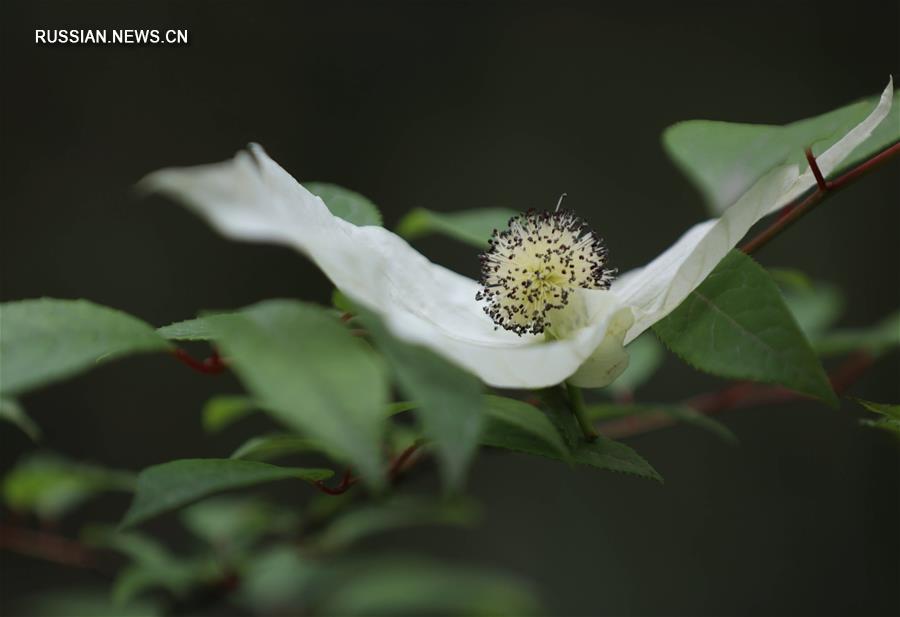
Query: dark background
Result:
<box><xmin>2</xmin><ymin>1</ymin><xmax>898</xmax><ymax>615</ymax></box>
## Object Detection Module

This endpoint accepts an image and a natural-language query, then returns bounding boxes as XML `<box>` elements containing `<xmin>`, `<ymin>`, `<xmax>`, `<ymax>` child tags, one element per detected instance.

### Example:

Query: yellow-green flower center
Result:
<box><xmin>476</xmin><ymin>208</ymin><xmax>614</xmax><ymax>335</ymax></box>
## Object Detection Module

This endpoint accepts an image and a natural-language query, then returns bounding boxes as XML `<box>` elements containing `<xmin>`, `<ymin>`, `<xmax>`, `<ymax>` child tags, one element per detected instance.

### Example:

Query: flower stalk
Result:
<box><xmin>566</xmin><ymin>382</ymin><xmax>598</xmax><ymax>442</ymax></box>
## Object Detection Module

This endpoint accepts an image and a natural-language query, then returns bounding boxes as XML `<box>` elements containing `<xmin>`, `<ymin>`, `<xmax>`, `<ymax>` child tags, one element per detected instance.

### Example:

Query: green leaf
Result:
<box><xmin>539</xmin><ymin>389</ymin><xmax>663</xmax><ymax>482</ymax></box>
<box><xmin>235</xmin><ymin>545</ymin><xmax>320</xmax><ymax>613</ymax></box>
<box><xmin>0</xmin><ymin>398</ymin><xmax>41</xmax><ymax>441</ymax></box>
<box><xmin>120</xmin><ymin>458</ymin><xmax>332</xmax><ymax>528</ymax></box>
<box><xmin>312</xmin><ymin>497</ymin><xmax>479</xmax><ymax>552</ymax></box>
<box><xmin>608</xmin><ymin>333</ymin><xmax>665</xmax><ymax>396</ymax></box>
<box><xmin>813</xmin><ymin>311</ymin><xmax>900</xmax><ymax>357</ymax></box>
<box><xmin>664</xmin><ymin>88</ymin><xmax>899</xmax><ymax>214</ymax></box>
<box><xmin>180</xmin><ymin>496</ymin><xmax>299</xmax><ymax>552</ymax></box>
<box><xmin>231</xmin><ymin>433</ymin><xmax>320</xmax><ymax>462</ymax></box>
<box><xmin>396</xmin><ymin>207</ymin><xmax>519</xmax><ymax>248</ymax></box>
<box><xmin>318</xmin><ymin>556</ymin><xmax>540</xmax><ymax>617</ymax></box>
<box><xmin>588</xmin><ymin>403</ymin><xmax>737</xmax><ymax>444</ymax></box>
<box><xmin>854</xmin><ymin>398</ymin><xmax>900</xmax><ymax>437</ymax></box>
<box><xmin>572</xmin><ymin>438</ymin><xmax>663</xmax><ymax>482</ymax></box>
<box><xmin>358</xmin><ymin>309</ymin><xmax>485</xmax><ymax>492</ymax></box>
<box><xmin>201</xmin><ymin>395</ymin><xmax>257</xmax><ymax>432</ymax></box>
<box><xmin>768</xmin><ymin>268</ymin><xmax>813</xmax><ymax>291</ymax></box>
<box><xmin>481</xmin><ymin>395</ymin><xmax>569</xmax><ymax>460</ymax></box>
<box><xmin>773</xmin><ymin>272</ymin><xmax>845</xmax><ymax>338</ymax></box>
<box><xmin>385</xmin><ymin>401</ymin><xmax>416</xmax><ymax>416</ymax></box>
<box><xmin>854</xmin><ymin>398</ymin><xmax>900</xmax><ymax>420</ymax></box>
<box><xmin>83</xmin><ymin>526</ymin><xmax>220</xmax><ymax>606</ymax></box>
<box><xmin>305</xmin><ymin>182</ymin><xmax>382</xmax><ymax>226</ymax></box>
<box><xmin>205</xmin><ymin>300</ymin><xmax>390</xmax><ymax>490</ymax></box>
<box><xmin>654</xmin><ymin>251</ymin><xmax>836</xmax><ymax>406</ymax></box>
<box><xmin>156</xmin><ymin>316</ymin><xmax>218</xmax><ymax>340</ymax></box>
<box><xmin>387</xmin><ymin>423</ymin><xmax>421</xmax><ymax>457</ymax></box>
<box><xmin>331</xmin><ymin>288</ymin><xmax>354</xmax><ymax>313</ymax></box>
<box><xmin>3</xmin><ymin>452</ymin><xmax>134</xmax><ymax>520</ymax></box>
<box><xmin>0</xmin><ymin>299</ymin><xmax>171</xmax><ymax>396</ymax></box>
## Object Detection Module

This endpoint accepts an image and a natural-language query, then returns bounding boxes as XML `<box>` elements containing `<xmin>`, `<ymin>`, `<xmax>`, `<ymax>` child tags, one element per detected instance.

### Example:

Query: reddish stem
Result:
<box><xmin>172</xmin><ymin>348</ymin><xmax>227</xmax><ymax>374</ymax></box>
<box><xmin>805</xmin><ymin>148</ymin><xmax>829</xmax><ymax>191</ymax></box>
<box><xmin>599</xmin><ymin>352</ymin><xmax>876</xmax><ymax>440</ymax></box>
<box><xmin>0</xmin><ymin>522</ymin><xmax>102</xmax><ymax>572</ymax></box>
<box><xmin>389</xmin><ymin>441</ymin><xmax>423</xmax><ymax>480</ymax></box>
<box><xmin>311</xmin><ymin>441</ymin><xmax>425</xmax><ymax>495</ymax></box>
<box><xmin>313</xmin><ymin>468</ymin><xmax>357</xmax><ymax>495</ymax></box>
<box><xmin>741</xmin><ymin>141</ymin><xmax>900</xmax><ymax>254</ymax></box>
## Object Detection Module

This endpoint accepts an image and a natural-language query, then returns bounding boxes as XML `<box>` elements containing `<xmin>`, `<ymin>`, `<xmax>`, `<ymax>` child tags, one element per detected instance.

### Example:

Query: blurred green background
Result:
<box><xmin>1</xmin><ymin>1</ymin><xmax>898</xmax><ymax>615</ymax></box>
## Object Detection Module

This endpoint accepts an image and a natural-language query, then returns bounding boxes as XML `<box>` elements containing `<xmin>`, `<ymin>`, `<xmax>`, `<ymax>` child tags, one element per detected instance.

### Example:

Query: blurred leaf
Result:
<box><xmin>230</xmin><ymin>433</ymin><xmax>320</xmax><ymax>462</ymax></box>
<box><xmin>768</xmin><ymin>268</ymin><xmax>813</xmax><ymax>290</ymax></box>
<box><xmin>854</xmin><ymin>398</ymin><xmax>900</xmax><ymax>437</ymax></box>
<box><xmin>318</xmin><ymin>556</ymin><xmax>540</xmax><ymax>617</ymax></box>
<box><xmin>236</xmin><ymin>545</ymin><xmax>320</xmax><ymax>613</ymax></box>
<box><xmin>854</xmin><ymin>398</ymin><xmax>900</xmax><ymax>420</ymax></box>
<box><xmin>385</xmin><ymin>401</ymin><xmax>416</xmax><ymax>416</ymax></box>
<box><xmin>813</xmin><ymin>311</ymin><xmax>900</xmax><ymax>357</ymax></box>
<box><xmin>358</xmin><ymin>308</ymin><xmax>485</xmax><ymax>493</ymax></box>
<box><xmin>0</xmin><ymin>398</ymin><xmax>41</xmax><ymax>441</ymax></box>
<box><xmin>481</xmin><ymin>395</ymin><xmax>569</xmax><ymax>460</ymax></box>
<box><xmin>306</xmin><ymin>182</ymin><xmax>382</xmax><ymax>226</ymax></box>
<box><xmin>312</xmin><ymin>497</ymin><xmax>479</xmax><ymax>552</ymax></box>
<box><xmin>84</xmin><ymin>525</ymin><xmax>173</xmax><ymax>565</ymax></box>
<box><xmin>3</xmin><ymin>452</ymin><xmax>134</xmax><ymax>520</ymax></box>
<box><xmin>202</xmin><ymin>395</ymin><xmax>257</xmax><ymax>432</ymax></box>
<box><xmin>157</xmin><ymin>317</ymin><xmax>216</xmax><ymax>340</ymax></box>
<box><xmin>664</xmin><ymin>88</ymin><xmax>899</xmax><ymax>214</ymax></box>
<box><xmin>206</xmin><ymin>300</ymin><xmax>390</xmax><ymax>490</ymax></box>
<box><xmin>608</xmin><ymin>333</ymin><xmax>665</xmax><ymax>396</ymax></box>
<box><xmin>396</xmin><ymin>207</ymin><xmax>518</xmax><ymax>248</ymax></box>
<box><xmin>388</xmin><ymin>423</ymin><xmax>421</xmax><ymax>456</ymax></box>
<box><xmin>0</xmin><ymin>299</ymin><xmax>170</xmax><ymax>396</ymax></box>
<box><xmin>180</xmin><ymin>495</ymin><xmax>299</xmax><ymax>551</ymax></box>
<box><xmin>121</xmin><ymin>458</ymin><xmax>332</xmax><ymax>528</ymax></box>
<box><xmin>654</xmin><ymin>251</ymin><xmax>836</xmax><ymax>406</ymax></box>
<box><xmin>773</xmin><ymin>271</ymin><xmax>845</xmax><ymax>337</ymax></box>
<box><xmin>331</xmin><ymin>288</ymin><xmax>354</xmax><ymax>313</ymax></box>
<box><xmin>588</xmin><ymin>403</ymin><xmax>737</xmax><ymax>444</ymax></box>
<box><xmin>84</xmin><ymin>526</ymin><xmax>220</xmax><ymax>606</ymax></box>
<box><xmin>19</xmin><ymin>589</ymin><xmax>161</xmax><ymax>617</ymax></box>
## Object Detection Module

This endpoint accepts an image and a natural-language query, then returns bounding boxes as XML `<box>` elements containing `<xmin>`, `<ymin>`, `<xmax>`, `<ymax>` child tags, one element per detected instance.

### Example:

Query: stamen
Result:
<box><xmin>476</xmin><ymin>205</ymin><xmax>615</xmax><ymax>336</ymax></box>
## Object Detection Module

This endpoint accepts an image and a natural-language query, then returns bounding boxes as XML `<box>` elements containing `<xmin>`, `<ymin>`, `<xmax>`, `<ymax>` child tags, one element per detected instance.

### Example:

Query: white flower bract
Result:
<box><xmin>141</xmin><ymin>80</ymin><xmax>892</xmax><ymax>390</ymax></box>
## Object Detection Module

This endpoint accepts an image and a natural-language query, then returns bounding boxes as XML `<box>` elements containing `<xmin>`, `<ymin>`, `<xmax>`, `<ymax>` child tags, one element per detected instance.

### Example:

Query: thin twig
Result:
<box><xmin>311</xmin><ymin>441</ymin><xmax>425</xmax><ymax>495</ymax></box>
<box><xmin>598</xmin><ymin>351</ymin><xmax>877</xmax><ymax>440</ymax></box>
<box><xmin>171</xmin><ymin>348</ymin><xmax>227</xmax><ymax>374</ymax></box>
<box><xmin>389</xmin><ymin>441</ymin><xmax>424</xmax><ymax>480</ymax></box>
<box><xmin>741</xmin><ymin>142</ymin><xmax>900</xmax><ymax>254</ymax></box>
<box><xmin>313</xmin><ymin>468</ymin><xmax>357</xmax><ymax>495</ymax></box>
<box><xmin>0</xmin><ymin>522</ymin><xmax>107</xmax><ymax>574</ymax></box>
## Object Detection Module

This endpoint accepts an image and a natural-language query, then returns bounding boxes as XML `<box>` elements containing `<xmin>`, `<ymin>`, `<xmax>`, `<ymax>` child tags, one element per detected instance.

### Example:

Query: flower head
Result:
<box><xmin>140</xmin><ymin>80</ymin><xmax>892</xmax><ymax>390</ymax></box>
<box><xmin>477</xmin><ymin>207</ymin><xmax>613</xmax><ymax>336</ymax></box>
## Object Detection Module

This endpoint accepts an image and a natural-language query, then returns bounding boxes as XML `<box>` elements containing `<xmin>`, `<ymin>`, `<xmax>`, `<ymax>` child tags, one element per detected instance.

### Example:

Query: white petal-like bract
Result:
<box><xmin>142</xmin><ymin>146</ymin><xmax>631</xmax><ymax>388</ymax></box>
<box><xmin>142</xmin><ymin>79</ymin><xmax>892</xmax><ymax>388</ymax></box>
<box><xmin>613</xmin><ymin>77</ymin><xmax>894</xmax><ymax>343</ymax></box>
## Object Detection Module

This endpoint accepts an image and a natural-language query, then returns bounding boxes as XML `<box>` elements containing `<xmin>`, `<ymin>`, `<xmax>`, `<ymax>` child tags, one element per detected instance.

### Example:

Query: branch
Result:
<box><xmin>171</xmin><ymin>348</ymin><xmax>227</xmax><ymax>375</ymax></box>
<box><xmin>0</xmin><ymin>521</ymin><xmax>108</xmax><ymax>575</ymax></box>
<box><xmin>598</xmin><ymin>351</ymin><xmax>876</xmax><ymax>440</ymax></box>
<box><xmin>311</xmin><ymin>441</ymin><xmax>425</xmax><ymax>495</ymax></box>
<box><xmin>741</xmin><ymin>142</ymin><xmax>900</xmax><ymax>255</ymax></box>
